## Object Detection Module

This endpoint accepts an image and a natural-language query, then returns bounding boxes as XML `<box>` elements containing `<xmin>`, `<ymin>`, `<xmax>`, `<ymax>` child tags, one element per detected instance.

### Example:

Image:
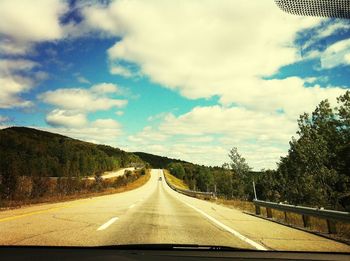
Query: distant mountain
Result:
<box><xmin>0</xmin><ymin>127</ymin><xmax>143</xmax><ymax>178</ymax></box>
<box><xmin>133</xmin><ymin>152</ymin><xmax>188</xmax><ymax>168</ymax></box>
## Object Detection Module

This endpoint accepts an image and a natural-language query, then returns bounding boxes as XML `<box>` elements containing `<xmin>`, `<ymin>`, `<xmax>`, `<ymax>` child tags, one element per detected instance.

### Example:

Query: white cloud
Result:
<box><xmin>84</xmin><ymin>1</ymin><xmax>339</xmax><ymax>120</ymax></box>
<box><xmin>115</xmin><ymin>110</ymin><xmax>124</xmax><ymax>116</ymax></box>
<box><xmin>0</xmin><ymin>58</ymin><xmax>40</xmax><ymax>108</ymax></box>
<box><xmin>40</xmin><ymin>82</ymin><xmax>125</xmax><ymax>145</ymax></box>
<box><xmin>77</xmin><ymin>76</ymin><xmax>91</xmax><ymax>84</ymax></box>
<box><xmin>38</xmin><ymin>118</ymin><xmax>123</xmax><ymax>146</ymax></box>
<box><xmin>127</xmin><ymin>105</ymin><xmax>300</xmax><ymax>169</ymax></box>
<box><xmin>46</xmin><ymin>109</ymin><xmax>88</xmax><ymax>128</ymax></box>
<box><xmin>302</xmin><ymin>20</ymin><xmax>350</xmax><ymax>50</ymax></box>
<box><xmin>92</xmin><ymin>118</ymin><xmax>120</xmax><ymax>129</ymax></box>
<box><xmin>159</xmin><ymin>106</ymin><xmax>297</xmax><ymax>142</ymax></box>
<box><xmin>0</xmin><ymin>76</ymin><xmax>34</xmax><ymax>108</ymax></box>
<box><xmin>0</xmin><ymin>0</ymin><xmax>67</xmax><ymax>41</ymax></box>
<box><xmin>0</xmin><ymin>59</ymin><xmax>38</xmax><ymax>73</ymax></box>
<box><xmin>147</xmin><ymin>112</ymin><xmax>171</xmax><ymax>122</ymax></box>
<box><xmin>0</xmin><ymin>0</ymin><xmax>68</xmax><ymax>55</ymax></box>
<box><xmin>39</xmin><ymin>83</ymin><xmax>127</xmax><ymax>112</ymax></box>
<box><xmin>321</xmin><ymin>38</ymin><xmax>350</xmax><ymax>69</ymax></box>
<box><xmin>90</xmin><ymin>83</ymin><xmax>119</xmax><ymax>94</ymax></box>
<box><xmin>109</xmin><ymin>64</ymin><xmax>133</xmax><ymax>77</ymax></box>
<box><xmin>180</xmin><ymin>136</ymin><xmax>214</xmax><ymax>143</ymax></box>
<box><xmin>34</xmin><ymin>71</ymin><xmax>49</xmax><ymax>81</ymax></box>
<box><xmin>96</xmin><ymin>0</ymin><xmax>321</xmax><ymax>101</ymax></box>
<box><xmin>0</xmin><ymin>39</ymin><xmax>30</xmax><ymax>55</ymax></box>
<box><xmin>128</xmin><ymin>126</ymin><xmax>168</xmax><ymax>143</ymax></box>
<box><xmin>81</xmin><ymin>3</ymin><xmax>123</xmax><ymax>35</ymax></box>
<box><xmin>218</xmin><ymin>77</ymin><xmax>345</xmax><ymax>120</ymax></box>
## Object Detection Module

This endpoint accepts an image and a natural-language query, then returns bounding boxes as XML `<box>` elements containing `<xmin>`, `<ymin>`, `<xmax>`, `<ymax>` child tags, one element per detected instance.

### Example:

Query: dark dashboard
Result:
<box><xmin>0</xmin><ymin>246</ymin><xmax>349</xmax><ymax>261</ymax></box>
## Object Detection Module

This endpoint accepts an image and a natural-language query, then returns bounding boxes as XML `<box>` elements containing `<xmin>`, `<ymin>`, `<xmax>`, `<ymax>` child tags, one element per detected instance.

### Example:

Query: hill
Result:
<box><xmin>0</xmin><ymin>126</ymin><xmax>143</xmax><ymax>180</ymax></box>
<box><xmin>133</xmin><ymin>152</ymin><xmax>188</xmax><ymax>168</ymax></box>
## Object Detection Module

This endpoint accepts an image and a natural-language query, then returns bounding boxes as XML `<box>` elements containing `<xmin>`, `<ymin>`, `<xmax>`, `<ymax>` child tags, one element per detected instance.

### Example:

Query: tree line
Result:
<box><xmin>0</xmin><ymin>127</ymin><xmax>144</xmax><ymax>201</ymax></box>
<box><xmin>165</xmin><ymin>91</ymin><xmax>350</xmax><ymax>210</ymax></box>
<box><xmin>256</xmin><ymin>91</ymin><xmax>350</xmax><ymax>209</ymax></box>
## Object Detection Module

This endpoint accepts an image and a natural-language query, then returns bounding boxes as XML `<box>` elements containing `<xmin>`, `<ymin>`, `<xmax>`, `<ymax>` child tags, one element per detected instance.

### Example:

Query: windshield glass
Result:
<box><xmin>0</xmin><ymin>0</ymin><xmax>350</xmax><ymax>253</ymax></box>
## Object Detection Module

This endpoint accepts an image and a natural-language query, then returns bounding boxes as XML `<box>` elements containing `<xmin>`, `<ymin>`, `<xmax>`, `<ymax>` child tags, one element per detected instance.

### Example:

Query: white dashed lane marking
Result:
<box><xmin>97</xmin><ymin>217</ymin><xmax>119</xmax><ymax>231</ymax></box>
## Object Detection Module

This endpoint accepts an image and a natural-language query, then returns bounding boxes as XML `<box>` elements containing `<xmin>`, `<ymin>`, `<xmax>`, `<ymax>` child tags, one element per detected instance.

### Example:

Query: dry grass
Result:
<box><xmin>271</xmin><ymin>209</ymin><xmax>305</xmax><ymax>228</ymax></box>
<box><xmin>0</xmin><ymin>169</ymin><xmax>151</xmax><ymax>211</ymax></box>
<box><xmin>337</xmin><ymin>222</ymin><xmax>350</xmax><ymax>239</ymax></box>
<box><xmin>164</xmin><ymin>170</ymin><xmax>189</xmax><ymax>190</ymax></box>
<box><xmin>214</xmin><ymin>198</ymin><xmax>256</xmax><ymax>213</ymax></box>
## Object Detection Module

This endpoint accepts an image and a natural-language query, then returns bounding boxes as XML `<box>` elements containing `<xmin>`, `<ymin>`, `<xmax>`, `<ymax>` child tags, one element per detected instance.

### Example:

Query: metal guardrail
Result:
<box><xmin>164</xmin><ymin>173</ymin><xmax>215</xmax><ymax>199</ymax></box>
<box><xmin>253</xmin><ymin>199</ymin><xmax>350</xmax><ymax>234</ymax></box>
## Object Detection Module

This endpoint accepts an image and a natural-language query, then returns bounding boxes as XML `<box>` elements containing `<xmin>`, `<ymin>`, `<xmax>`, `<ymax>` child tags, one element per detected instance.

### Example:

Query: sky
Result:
<box><xmin>0</xmin><ymin>0</ymin><xmax>349</xmax><ymax>170</ymax></box>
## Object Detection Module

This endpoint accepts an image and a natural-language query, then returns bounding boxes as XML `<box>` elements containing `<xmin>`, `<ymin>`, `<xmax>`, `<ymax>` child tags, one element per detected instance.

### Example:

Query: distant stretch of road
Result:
<box><xmin>0</xmin><ymin>169</ymin><xmax>349</xmax><ymax>252</ymax></box>
<box><xmin>87</xmin><ymin>167</ymin><xmax>135</xmax><ymax>180</ymax></box>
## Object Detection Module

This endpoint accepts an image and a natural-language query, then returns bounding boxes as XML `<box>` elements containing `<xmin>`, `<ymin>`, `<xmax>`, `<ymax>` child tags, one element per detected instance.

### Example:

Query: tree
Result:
<box><xmin>196</xmin><ymin>167</ymin><xmax>214</xmax><ymax>192</ymax></box>
<box><xmin>270</xmin><ymin>92</ymin><xmax>350</xmax><ymax>208</ymax></box>
<box><xmin>168</xmin><ymin>162</ymin><xmax>186</xmax><ymax>179</ymax></box>
<box><xmin>228</xmin><ymin>147</ymin><xmax>251</xmax><ymax>178</ymax></box>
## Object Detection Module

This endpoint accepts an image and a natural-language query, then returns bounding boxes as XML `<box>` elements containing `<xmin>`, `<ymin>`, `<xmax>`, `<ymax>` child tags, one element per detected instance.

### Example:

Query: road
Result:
<box><xmin>0</xmin><ymin>169</ymin><xmax>349</xmax><ymax>252</ymax></box>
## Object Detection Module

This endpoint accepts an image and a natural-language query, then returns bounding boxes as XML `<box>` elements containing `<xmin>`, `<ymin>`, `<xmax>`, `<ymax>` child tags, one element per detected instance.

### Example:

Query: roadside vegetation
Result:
<box><xmin>0</xmin><ymin>168</ymin><xmax>150</xmax><ymax>209</ymax></box>
<box><xmin>141</xmin><ymin>91</ymin><xmax>350</xmax><ymax>212</ymax></box>
<box><xmin>255</xmin><ymin>91</ymin><xmax>350</xmax><ymax>210</ymax></box>
<box><xmin>0</xmin><ymin>127</ymin><xmax>145</xmax><ymax>207</ymax></box>
<box><xmin>163</xmin><ymin>170</ymin><xmax>189</xmax><ymax>190</ymax></box>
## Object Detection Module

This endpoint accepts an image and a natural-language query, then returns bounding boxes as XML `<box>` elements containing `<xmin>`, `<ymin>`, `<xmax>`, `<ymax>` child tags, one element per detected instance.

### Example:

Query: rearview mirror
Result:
<box><xmin>275</xmin><ymin>0</ymin><xmax>350</xmax><ymax>19</ymax></box>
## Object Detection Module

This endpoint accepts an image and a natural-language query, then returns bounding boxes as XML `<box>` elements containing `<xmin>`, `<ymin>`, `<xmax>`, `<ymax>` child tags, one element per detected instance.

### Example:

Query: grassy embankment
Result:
<box><xmin>163</xmin><ymin>170</ymin><xmax>189</xmax><ymax>190</ymax></box>
<box><xmin>0</xmin><ymin>169</ymin><xmax>151</xmax><ymax>210</ymax></box>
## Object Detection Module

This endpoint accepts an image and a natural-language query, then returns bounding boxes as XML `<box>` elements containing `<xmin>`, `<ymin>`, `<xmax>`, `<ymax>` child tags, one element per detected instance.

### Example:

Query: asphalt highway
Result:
<box><xmin>0</xmin><ymin>169</ymin><xmax>349</xmax><ymax>252</ymax></box>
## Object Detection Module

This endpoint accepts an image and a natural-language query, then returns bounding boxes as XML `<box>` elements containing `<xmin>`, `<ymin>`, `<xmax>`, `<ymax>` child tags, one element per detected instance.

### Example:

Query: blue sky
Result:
<box><xmin>1</xmin><ymin>0</ymin><xmax>349</xmax><ymax>169</ymax></box>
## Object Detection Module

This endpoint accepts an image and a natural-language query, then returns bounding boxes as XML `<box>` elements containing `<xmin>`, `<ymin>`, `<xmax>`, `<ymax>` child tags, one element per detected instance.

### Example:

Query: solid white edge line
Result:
<box><xmin>97</xmin><ymin>217</ymin><xmax>119</xmax><ymax>231</ymax></box>
<box><xmin>160</xmin><ymin>169</ymin><xmax>267</xmax><ymax>250</ymax></box>
<box><xmin>184</xmin><ymin>202</ymin><xmax>267</xmax><ymax>250</ymax></box>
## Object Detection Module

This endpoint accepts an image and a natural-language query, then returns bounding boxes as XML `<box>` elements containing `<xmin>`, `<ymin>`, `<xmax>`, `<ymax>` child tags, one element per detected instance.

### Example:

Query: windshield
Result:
<box><xmin>0</xmin><ymin>0</ymin><xmax>350</xmax><ymax>253</ymax></box>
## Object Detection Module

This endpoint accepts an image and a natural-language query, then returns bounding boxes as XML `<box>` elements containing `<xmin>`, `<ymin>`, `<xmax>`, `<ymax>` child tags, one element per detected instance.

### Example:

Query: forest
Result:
<box><xmin>0</xmin><ymin>127</ymin><xmax>143</xmax><ymax>200</ymax></box>
<box><xmin>133</xmin><ymin>152</ymin><xmax>187</xmax><ymax>169</ymax></box>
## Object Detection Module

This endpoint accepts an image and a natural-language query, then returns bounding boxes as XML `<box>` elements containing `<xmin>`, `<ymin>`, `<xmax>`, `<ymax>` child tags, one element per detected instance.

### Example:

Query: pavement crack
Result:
<box><xmin>11</xmin><ymin>223</ymin><xmax>93</xmax><ymax>245</ymax></box>
<box><xmin>51</xmin><ymin>214</ymin><xmax>95</xmax><ymax>226</ymax></box>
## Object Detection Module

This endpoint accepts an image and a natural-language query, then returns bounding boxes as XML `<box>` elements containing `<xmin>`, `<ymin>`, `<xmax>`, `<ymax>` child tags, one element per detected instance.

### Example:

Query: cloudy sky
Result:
<box><xmin>1</xmin><ymin>0</ymin><xmax>349</xmax><ymax>170</ymax></box>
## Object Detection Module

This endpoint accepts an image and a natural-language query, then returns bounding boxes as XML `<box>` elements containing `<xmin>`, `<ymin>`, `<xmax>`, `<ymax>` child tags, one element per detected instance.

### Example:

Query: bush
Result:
<box><xmin>124</xmin><ymin>170</ymin><xmax>133</xmax><ymax>177</ymax></box>
<box><xmin>14</xmin><ymin>176</ymin><xmax>32</xmax><ymax>200</ymax></box>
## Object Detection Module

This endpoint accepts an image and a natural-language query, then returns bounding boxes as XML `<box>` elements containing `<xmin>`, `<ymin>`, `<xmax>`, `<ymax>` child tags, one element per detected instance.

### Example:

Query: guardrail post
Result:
<box><xmin>252</xmin><ymin>199</ymin><xmax>349</xmax><ymax>234</ymax></box>
<box><xmin>255</xmin><ymin>205</ymin><xmax>261</xmax><ymax>215</ymax></box>
<box><xmin>302</xmin><ymin>215</ymin><xmax>311</xmax><ymax>228</ymax></box>
<box><xmin>326</xmin><ymin>219</ymin><xmax>337</xmax><ymax>234</ymax></box>
<box><xmin>266</xmin><ymin>208</ymin><xmax>273</xmax><ymax>218</ymax></box>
